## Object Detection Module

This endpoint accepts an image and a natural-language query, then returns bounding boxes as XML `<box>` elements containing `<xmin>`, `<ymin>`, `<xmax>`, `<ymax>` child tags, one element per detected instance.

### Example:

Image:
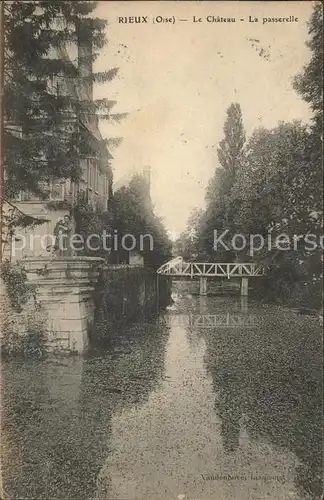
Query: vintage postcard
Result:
<box><xmin>0</xmin><ymin>1</ymin><xmax>323</xmax><ymax>500</ymax></box>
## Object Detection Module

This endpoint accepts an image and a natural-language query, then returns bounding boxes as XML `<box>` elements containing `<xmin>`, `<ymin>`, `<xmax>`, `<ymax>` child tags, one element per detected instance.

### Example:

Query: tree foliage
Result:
<box><xmin>3</xmin><ymin>1</ymin><xmax>120</xmax><ymax>200</ymax></box>
<box><xmin>206</xmin><ymin>102</ymin><xmax>245</xmax><ymax>203</ymax></box>
<box><xmin>293</xmin><ymin>2</ymin><xmax>323</xmax><ymax>134</ymax></box>
<box><xmin>229</xmin><ymin>121</ymin><xmax>322</xmax><ymax>301</ymax></box>
<box><xmin>198</xmin><ymin>102</ymin><xmax>246</xmax><ymax>261</ymax></box>
<box><xmin>231</xmin><ymin>121</ymin><xmax>321</xmax><ymax>237</ymax></box>
<box><xmin>111</xmin><ymin>174</ymin><xmax>172</xmax><ymax>268</ymax></box>
<box><xmin>73</xmin><ymin>173</ymin><xmax>171</xmax><ymax>268</ymax></box>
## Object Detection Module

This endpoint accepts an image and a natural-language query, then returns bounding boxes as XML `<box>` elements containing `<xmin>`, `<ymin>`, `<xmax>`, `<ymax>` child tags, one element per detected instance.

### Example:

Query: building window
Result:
<box><xmin>87</xmin><ymin>159</ymin><xmax>93</xmax><ymax>190</ymax></box>
<box><xmin>94</xmin><ymin>165</ymin><xmax>99</xmax><ymax>193</ymax></box>
<box><xmin>81</xmin><ymin>159</ymin><xmax>87</xmax><ymax>183</ymax></box>
<box><xmin>103</xmin><ymin>174</ymin><xmax>110</xmax><ymax>210</ymax></box>
<box><xmin>86</xmin><ymin>157</ymin><xmax>100</xmax><ymax>192</ymax></box>
<box><xmin>104</xmin><ymin>174</ymin><xmax>110</xmax><ymax>197</ymax></box>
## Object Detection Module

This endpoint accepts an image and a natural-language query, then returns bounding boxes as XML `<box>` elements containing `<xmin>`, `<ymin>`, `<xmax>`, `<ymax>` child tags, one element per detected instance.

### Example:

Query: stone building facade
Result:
<box><xmin>4</xmin><ymin>20</ymin><xmax>113</xmax><ymax>261</ymax></box>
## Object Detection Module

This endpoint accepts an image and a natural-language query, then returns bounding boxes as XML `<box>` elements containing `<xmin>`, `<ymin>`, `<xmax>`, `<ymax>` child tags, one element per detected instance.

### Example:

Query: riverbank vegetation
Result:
<box><xmin>1</xmin><ymin>313</ymin><xmax>48</xmax><ymax>359</ymax></box>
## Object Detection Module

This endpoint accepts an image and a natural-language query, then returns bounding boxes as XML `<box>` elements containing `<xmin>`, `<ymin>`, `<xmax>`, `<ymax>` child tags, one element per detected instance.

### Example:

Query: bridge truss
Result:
<box><xmin>157</xmin><ymin>257</ymin><xmax>266</xmax><ymax>278</ymax></box>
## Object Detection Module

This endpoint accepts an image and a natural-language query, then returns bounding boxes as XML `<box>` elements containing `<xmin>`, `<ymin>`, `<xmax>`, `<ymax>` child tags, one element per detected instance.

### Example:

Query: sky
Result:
<box><xmin>93</xmin><ymin>1</ymin><xmax>314</xmax><ymax>235</ymax></box>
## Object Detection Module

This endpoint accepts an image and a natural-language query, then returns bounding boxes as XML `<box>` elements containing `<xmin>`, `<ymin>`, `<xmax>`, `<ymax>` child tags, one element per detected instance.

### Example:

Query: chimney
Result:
<box><xmin>142</xmin><ymin>166</ymin><xmax>152</xmax><ymax>210</ymax></box>
<box><xmin>77</xmin><ymin>19</ymin><xmax>93</xmax><ymax>102</ymax></box>
<box><xmin>143</xmin><ymin>166</ymin><xmax>151</xmax><ymax>190</ymax></box>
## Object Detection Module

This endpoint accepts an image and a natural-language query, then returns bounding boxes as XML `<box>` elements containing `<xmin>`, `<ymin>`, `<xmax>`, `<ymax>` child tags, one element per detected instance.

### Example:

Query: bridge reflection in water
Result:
<box><xmin>158</xmin><ymin>312</ymin><xmax>259</xmax><ymax>329</ymax></box>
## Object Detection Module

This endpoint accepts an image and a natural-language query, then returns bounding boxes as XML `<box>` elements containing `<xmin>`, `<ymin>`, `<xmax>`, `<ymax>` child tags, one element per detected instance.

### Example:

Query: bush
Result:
<box><xmin>1</xmin><ymin>312</ymin><xmax>48</xmax><ymax>359</ymax></box>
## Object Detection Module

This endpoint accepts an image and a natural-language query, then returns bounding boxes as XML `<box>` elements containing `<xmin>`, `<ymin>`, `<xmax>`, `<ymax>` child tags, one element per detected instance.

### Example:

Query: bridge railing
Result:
<box><xmin>157</xmin><ymin>260</ymin><xmax>266</xmax><ymax>278</ymax></box>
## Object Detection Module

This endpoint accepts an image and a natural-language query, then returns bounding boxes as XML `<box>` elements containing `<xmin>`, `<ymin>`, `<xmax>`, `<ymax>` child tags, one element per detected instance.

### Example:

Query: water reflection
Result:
<box><xmin>213</xmin><ymin>370</ymin><xmax>241</xmax><ymax>453</ymax></box>
<box><xmin>1</xmin><ymin>320</ymin><xmax>170</xmax><ymax>499</ymax></box>
<box><xmin>94</xmin><ymin>297</ymin><xmax>314</xmax><ymax>500</ymax></box>
<box><xmin>1</xmin><ymin>294</ymin><xmax>322</xmax><ymax>500</ymax></box>
<box><xmin>202</xmin><ymin>297</ymin><xmax>323</xmax><ymax>500</ymax></box>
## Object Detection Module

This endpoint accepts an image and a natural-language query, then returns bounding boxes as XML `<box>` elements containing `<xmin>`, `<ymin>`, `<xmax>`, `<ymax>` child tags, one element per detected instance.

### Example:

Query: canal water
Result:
<box><xmin>1</xmin><ymin>290</ymin><xmax>322</xmax><ymax>500</ymax></box>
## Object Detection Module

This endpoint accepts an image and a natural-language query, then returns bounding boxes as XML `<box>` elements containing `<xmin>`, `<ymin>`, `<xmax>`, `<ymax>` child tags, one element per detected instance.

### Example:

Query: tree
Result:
<box><xmin>293</xmin><ymin>2</ymin><xmax>323</xmax><ymax>134</ymax></box>
<box><xmin>73</xmin><ymin>173</ymin><xmax>171</xmax><ymax>268</ymax></box>
<box><xmin>230</xmin><ymin>121</ymin><xmax>320</xmax><ymax>236</ymax></box>
<box><xmin>291</xmin><ymin>1</ymin><xmax>323</xmax><ymax>242</ymax></box>
<box><xmin>206</xmin><ymin>103</ymin><xmax>245</xmax><ymax>202</ymax></box>
<box><xmin>3</xmin><ymin>1</ymin><xmax>124</xmax><ymax>201</ymax></box>
<box><xmin>199</xmin><ymin>103</ymin><xmax>246</xmax><ymax>260</ymax></box>
<box><xmin>290</xmin><ymin>2</ymin><xmax>323</xmax><ymax>307</ymax></box>
<box><xmin>228</xmin><ymin>121</ymin><xmax>322</xmax><ymax>305</ymax></box>
<box><xmin>111</xmin><ymin>174</ymin><xmax>171</xmax><ymax>268</ymax></box>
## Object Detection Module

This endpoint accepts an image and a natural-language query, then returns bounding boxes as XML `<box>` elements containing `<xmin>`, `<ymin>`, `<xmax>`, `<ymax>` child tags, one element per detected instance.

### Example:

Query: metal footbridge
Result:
<box><xmin>157</xmin><ymin>257</ymin><xmax>266</xmax><ymax>296</ymax></box>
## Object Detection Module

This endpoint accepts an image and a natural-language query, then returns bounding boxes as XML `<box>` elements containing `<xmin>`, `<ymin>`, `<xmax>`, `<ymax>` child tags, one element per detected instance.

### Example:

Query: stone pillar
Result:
<box><xmin>241</xmin><ymin>277</ymin><xmax>249</xmax><ymax>297</ymax></box>
<box><xmin>23</xmin><ymin>257</ymin><xmax>104</xmax><ymax>354</ymax></box>
<box><xmin>199</xmin><ymin>277</ymin><xmax>207</xmax><ymax>296</ymax></box>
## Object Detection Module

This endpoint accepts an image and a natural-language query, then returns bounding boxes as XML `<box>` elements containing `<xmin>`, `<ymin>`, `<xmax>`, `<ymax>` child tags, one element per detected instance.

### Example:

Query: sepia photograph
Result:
<box><xmin>0</xmin><ymin>1</ymin><xmax>323</xmax><ymax>499</ymax></box>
